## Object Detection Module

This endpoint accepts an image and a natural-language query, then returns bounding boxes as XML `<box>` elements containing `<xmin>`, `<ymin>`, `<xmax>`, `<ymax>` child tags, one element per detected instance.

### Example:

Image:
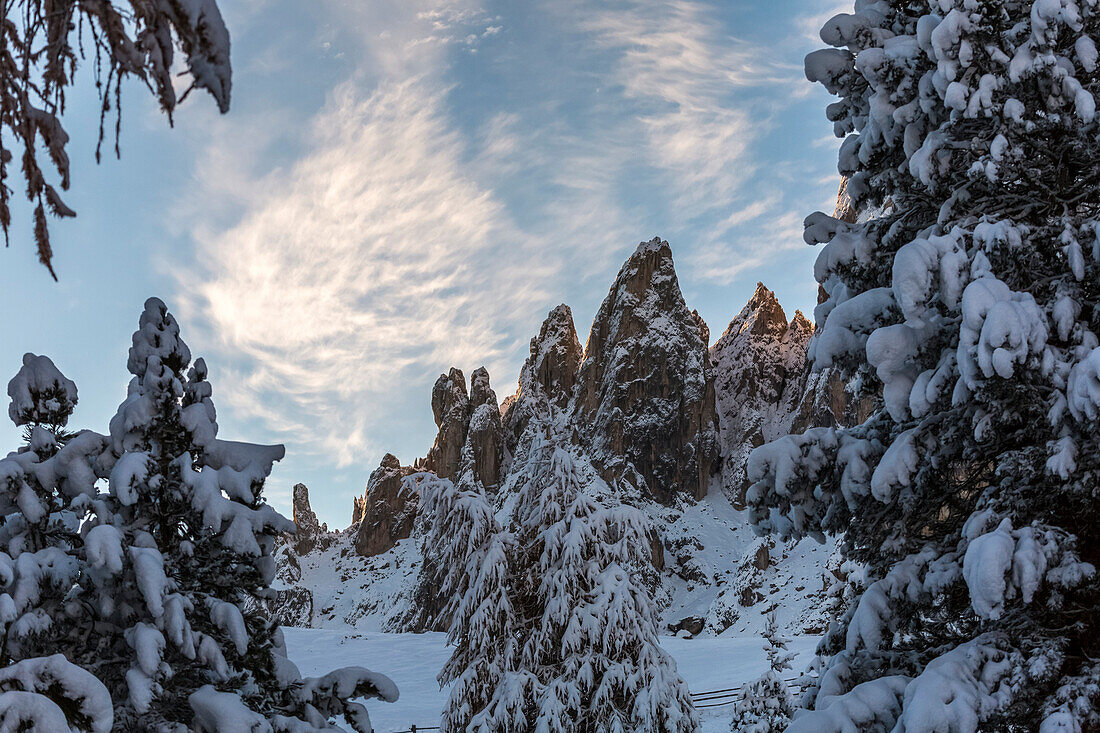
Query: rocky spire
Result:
<box><xmin>421</xmin><ymin>366</ymin><xmax>506</xmax><ymax>490</ymax></box>
<box><xmin>466</xmin><ymin>367</ymin><xmax>503</xmax><ymax>489</ymax></box>
<box><xmin>710</xmin><ymin>285</ymin><xmax>806</xmax><ymax>505</ymax></box>
<box><xmin>354</xmin><ymin>453</ymin><xmax>417</xmax><ymax>557</ymax></box>
<box><xmin>502</xmin><ymin>304</ymin><xmax>583</xmax><ymax>449</ymax></box>
<box><xmin>574</xmin><ymin>237</ymin><xmax>719</xmax><ymax>503</ymax></box>
<box><xmin>424</xmin><ymin>368</ymin><xmax>469</xmax><ymax>480</ymax></box>
<box><xmin>291</xmin><ymin>483</ymin><xmax>325</xmax><ymax>554</ymax></box>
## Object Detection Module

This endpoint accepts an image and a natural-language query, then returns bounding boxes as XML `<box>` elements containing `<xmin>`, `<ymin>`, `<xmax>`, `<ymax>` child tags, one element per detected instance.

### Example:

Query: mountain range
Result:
<box><xmin>269</xmin><ymin>238</ymin><xmax>871</xmax><ymax>637</ymax></box>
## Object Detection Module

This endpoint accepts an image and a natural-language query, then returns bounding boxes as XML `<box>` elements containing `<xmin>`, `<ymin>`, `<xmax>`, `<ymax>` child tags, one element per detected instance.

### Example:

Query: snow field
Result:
<box><xmin>284</xmin><ymin>628</ymin><xmax>819</xmax><ymax>733</ymax></box>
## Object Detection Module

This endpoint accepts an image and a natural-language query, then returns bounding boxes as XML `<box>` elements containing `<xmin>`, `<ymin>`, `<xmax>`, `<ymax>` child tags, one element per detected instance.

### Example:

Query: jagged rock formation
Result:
<box><xmin>291</xmin><ymin>483</ymin><xmax>327</xmax><ymax>554</ymax></box>
<box><xmin>351</xmin><ymin>496</ymin><xmax>365</xmax><ymax>527</ymax></box>
<box><xmin>273</xmin><ymin>238</ymin><xmax>850</xmax><ymax>638</ymax></box>
<box><xmin>424</xmin><ymin>368</ymin><xmax>470</xmax><ymax>480</ymax></box>
<box><xmin>710</xmin><ymin>285</ymin><xmax>815</xmax><ymax>505</ymax></box>
<box><xmin>423</xmin><ymin>367</ymin><xmax>505</xmax><ymax>490</ymax></box>
<box><xmin>575</xmin><ymin>237</ymin><xmax>719</xmax><ymax>503</ymax></box>
<box><xmin>466</xmin><ymin>367</ymin><xmax>503</xmax><ymax>489</ymax></box>
<box><xmin>354</xmin><ymin>454</ymin><xmax>417</xmax><ymax>557</ymax></box>
<box><xmin>711</xmin><ymin>283</ymin><xmax>877</xmax><ymax>505</ymax></box>
<box><xmin>501</xmin><ymin>304</ymin><xmax>583</xmax><ymax>455</ymax></box>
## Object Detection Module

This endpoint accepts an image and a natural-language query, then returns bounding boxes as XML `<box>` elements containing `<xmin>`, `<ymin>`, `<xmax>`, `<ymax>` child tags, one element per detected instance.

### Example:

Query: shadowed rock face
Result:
<box><xmin>502</xmin><ymin>304</ymin><xmax>583</xmax><ymax>451</ymax></box>
<box><xmin>354</xmin><ymin>454</ymin><xmax>416</xmax><ymax>557</ymax></box>
<box><xmin>467</xmin><ymin>367</ymin><xmax>504</xmax><ymax>489</ymax></box>
<box><xmin>291</xmin><ymin>483</ymin><xmax>326</xmax><ymax>554</ymax></box>
<box><xmin>711</xmin><ymin>284</ymin><xmax>876</xmax><ymax>505</ymax></box>
<box><xmin>424</xmin><ymin>368</ymin><xmax>470</xmax><ymax>481</ymax></box>
<box><xmin>574</xmin><ymin>237</ymin><xmax>719</xmax><ymax>503</ymax></box>
<box><xmin>711</xmin><ymin>284</ymin><xmax>810</xmax><ymax>504</ymax></box>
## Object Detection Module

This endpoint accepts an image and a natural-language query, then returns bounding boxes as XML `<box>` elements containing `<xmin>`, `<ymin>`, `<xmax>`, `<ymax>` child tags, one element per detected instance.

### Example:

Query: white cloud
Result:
<box><xmin>178</xmin><ymin>75</ymin><xmax>553</xmax><ymax>464</ymax></box>
<box><xmin>580</xmin><ymin>0</ymin><xmax>793</xmax><ymax>218</ymax></box>
<box><xmin>168</xmin><ymin>0</ymin><xmax>845</xmax><ymax>521</ymax></box>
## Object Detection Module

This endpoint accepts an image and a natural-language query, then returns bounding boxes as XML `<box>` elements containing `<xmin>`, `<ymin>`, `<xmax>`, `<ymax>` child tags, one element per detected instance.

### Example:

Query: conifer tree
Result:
<box><xmin>2</xmin><ymin>299</ymin><xmax>399</xmax><ymax>730</ymax></box>
<box><xmin>749</xmin><ymin>1</ymin><xmax>1100</xmax><ymax>729</ymax></box>
<box><xmin>729</xmin><ymin>612</ymin><xmax>794</xmax><ymax>733</ymax></box>
<box><xmin>510</xmin><ymin>431</ymin><xmax>696</xmax><ymax>733</ymax></box>
<box><xmin>419</xmin><ymin>466</ymin><xmax>530</xmax><ymax>733</ymax></box>
<box><xmin>432</xmin><ymin>425</ymin><xmax>696</xmax><ymax>732</ymax></box>
<box><xmin>0</xmin><ymin>355</ymin><xmax>114</xmax><ymax>730</ymax></box>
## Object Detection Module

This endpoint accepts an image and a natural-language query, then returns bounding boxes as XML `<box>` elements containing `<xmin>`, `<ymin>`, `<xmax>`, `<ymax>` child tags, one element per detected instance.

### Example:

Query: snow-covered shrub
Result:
<box><xmin>729</xmin><ymin>612</ymin><xmax>795</xmax><ymax>733</ymax></box>
<box><xmin>748</xmin><ymin>1</ymin><xmax>1100</xmax><ymax>729</ymax></box>
<box><xmin>0</xmin><ymin>298</ymin><xmax>398</xmax><ymax>731</ymax></box>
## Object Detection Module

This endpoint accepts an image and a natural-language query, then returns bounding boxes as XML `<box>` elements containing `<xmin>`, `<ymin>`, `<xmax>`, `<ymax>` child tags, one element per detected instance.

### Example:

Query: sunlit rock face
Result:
<box><xmin>501</xmin><ymin>304</ymin><xmax>584</xmax><ymax>457</ymax></box>
<box><xmin>291</xmin><ymin>483</ymin><xmax>326</xmax><ymax>554</ymax></box>
<box><xmin>354</xmin><ymin>453</ymin><xmax>416</xmax><ymax>557</ymax></box>
<box><xmin>574</xmin><ymin>237</ymin><xmax>719</xmax><ymax>504</ymax></box>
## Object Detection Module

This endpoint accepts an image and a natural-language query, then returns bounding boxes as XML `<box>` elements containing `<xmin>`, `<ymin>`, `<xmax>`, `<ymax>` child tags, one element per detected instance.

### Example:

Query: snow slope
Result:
<box><xmin>274</xmin><ymin>479</ymin><xmax>842</xmax><ymax>638</ymax></box>
<box><xmin>283</xmin><ymin>628</ymin><xmax>819</xmax><ymax>733</ymax></box>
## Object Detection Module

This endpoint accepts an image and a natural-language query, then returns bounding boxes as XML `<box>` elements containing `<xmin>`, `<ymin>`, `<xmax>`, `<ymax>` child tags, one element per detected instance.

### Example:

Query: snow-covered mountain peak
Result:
<box><xmin>722</xmin><ymin>282</ymin><xmax>789</xmax><ymax>341</ymax></box>
<box><xmin>502</xmin><ymin>303</ymin><xmax>583</xmax><ymax>455</ymax></box>
<box><xmin>576</xmin><ymin>238</ymin><xmax>718</xmax><ymax>504</ymax></box>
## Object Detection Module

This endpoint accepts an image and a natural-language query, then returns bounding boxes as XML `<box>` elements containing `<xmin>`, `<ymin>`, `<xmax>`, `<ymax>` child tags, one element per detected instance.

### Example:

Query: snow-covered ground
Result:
<box><xmin>284</xmin><ymin>627</ymin><xmax>819</xmax><ymax>733</ymax></box>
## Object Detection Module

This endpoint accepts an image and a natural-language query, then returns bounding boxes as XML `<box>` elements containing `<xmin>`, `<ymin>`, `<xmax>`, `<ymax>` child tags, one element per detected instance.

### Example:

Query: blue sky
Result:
<box><xmin>0</xmin><ymin>0</ymin><xmax>847</xmax><ymax>527</ymax></box>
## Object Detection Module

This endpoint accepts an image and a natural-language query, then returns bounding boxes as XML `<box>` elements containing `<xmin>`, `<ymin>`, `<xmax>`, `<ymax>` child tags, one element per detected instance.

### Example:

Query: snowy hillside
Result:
<box><xmin>272</xmin><ymin>480</ymin><xmax>843</xmax><ymax>637</ymax></box>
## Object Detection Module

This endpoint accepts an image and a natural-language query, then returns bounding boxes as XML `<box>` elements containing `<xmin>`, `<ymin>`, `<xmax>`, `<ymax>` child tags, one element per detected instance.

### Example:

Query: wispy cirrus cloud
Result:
<box><xmin>168</xmin><ymin>0</ymin><xmax>846</xmax><ymax>521</ymax></box>
<box><xmin>180</xmin><ymin>76</ymin><xmax>554</xmax><ymax>466</ymax></box>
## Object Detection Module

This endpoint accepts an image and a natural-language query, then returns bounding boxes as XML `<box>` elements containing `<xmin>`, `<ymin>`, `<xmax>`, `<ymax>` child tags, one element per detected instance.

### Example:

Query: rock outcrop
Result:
<box><xmin>354</xmin><ymin>454</ymin><xmax>417</xmax><ymax>557</ymax></box>
<box><xmin>466</xmin><ymin>368</ymin><xmax>504</xmax><ymax>489</ymax></box>
<box><xmin>711</xmin><ymin>283</ymin><xmax>877</xmax><ymax>505</ymax></box>
<box><xmin>423</xmin><ymin>366</ymin><xmax>505</xmax><ymax>490</ymax></box>
<box><xmin>710</xmin><ymin>285</ymin><xmax>814</xmax><ymax>504</ymax></box>
<box><xmin>291</xmin><ymin>483</ymin><xmax>327</xmax><ymax>554</ymax></box>
<box><xmin>424</xmin><ymin>368</ymin><xmax>470</xmax><ymax>481</ymax></box>
<box><xmin>575</xmin><ymin>237</ymin><xmax>719</xmax><ymax>503</ymax></box>
<box><xmin>501</xmin><ymin>304</ymin><xmax>583</xmax><ymax>452</ymax></box>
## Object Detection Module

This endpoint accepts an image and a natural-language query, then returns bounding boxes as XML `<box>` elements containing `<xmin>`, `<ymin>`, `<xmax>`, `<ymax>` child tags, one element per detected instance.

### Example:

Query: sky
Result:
<box><xmin>0</xmin><ymin>0</ymin><xmax>848</xmax><ymax>527</ymax></box>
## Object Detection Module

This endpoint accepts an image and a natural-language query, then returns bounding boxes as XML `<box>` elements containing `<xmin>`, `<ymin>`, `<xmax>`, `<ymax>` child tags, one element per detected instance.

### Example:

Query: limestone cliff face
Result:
<box><xmin>291</xmin><ymin>483</ymin><xmax>327</xmax><ymax>554</ymax></box>
<box><xmin>501</xmin><ymin>304</ymin><xmax>583</xmax><ymax>454</ymax></box>
<box><xmin>354</xmin><ymin>453</ymin><xmax>416</xmax><ymax>557</ymax></box>
<box><xmin>574</xmin><ymin>238</ymin><xmax>719</xmax><ymax>503</ymax></box>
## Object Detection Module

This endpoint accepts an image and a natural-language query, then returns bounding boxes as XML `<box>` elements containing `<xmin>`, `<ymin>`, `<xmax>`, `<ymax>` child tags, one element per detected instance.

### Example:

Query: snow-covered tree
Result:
<box><xmin>509</xmin><ymin>432</ymin><xmax>697</xmax><ymax>733</ymax></box>
<box><xmin>748</xmin><ymin>1</ymin><xmax>1100</xmax><ymax>729</ymax></box>
<box><xmin>1</xmin><ymin>299</ymin><xmax>398</xmax><ymax>730</ymax></box>
<box><xmin>0</xmin><ymin>355</ymin><xmax>115</xmax><ymax>730</ymax></box>
<box><xmin>417</xmin><ymin>466</ymin><xmax>530</xmax><ymax>732</ymax></box>
<box><xmin>2</xmin><ymin>0</ymin><xmax>232</xmax><ymax>278</ymax></box>
<box><xmin>427</xmin><ymin>424</ymin><xmax>696</xmax><ymax>732</ymax></box>
<box><xmin>729</xmin><ymin>612</ymin><xmax>794</xmax><ymax>733</ymax></box>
